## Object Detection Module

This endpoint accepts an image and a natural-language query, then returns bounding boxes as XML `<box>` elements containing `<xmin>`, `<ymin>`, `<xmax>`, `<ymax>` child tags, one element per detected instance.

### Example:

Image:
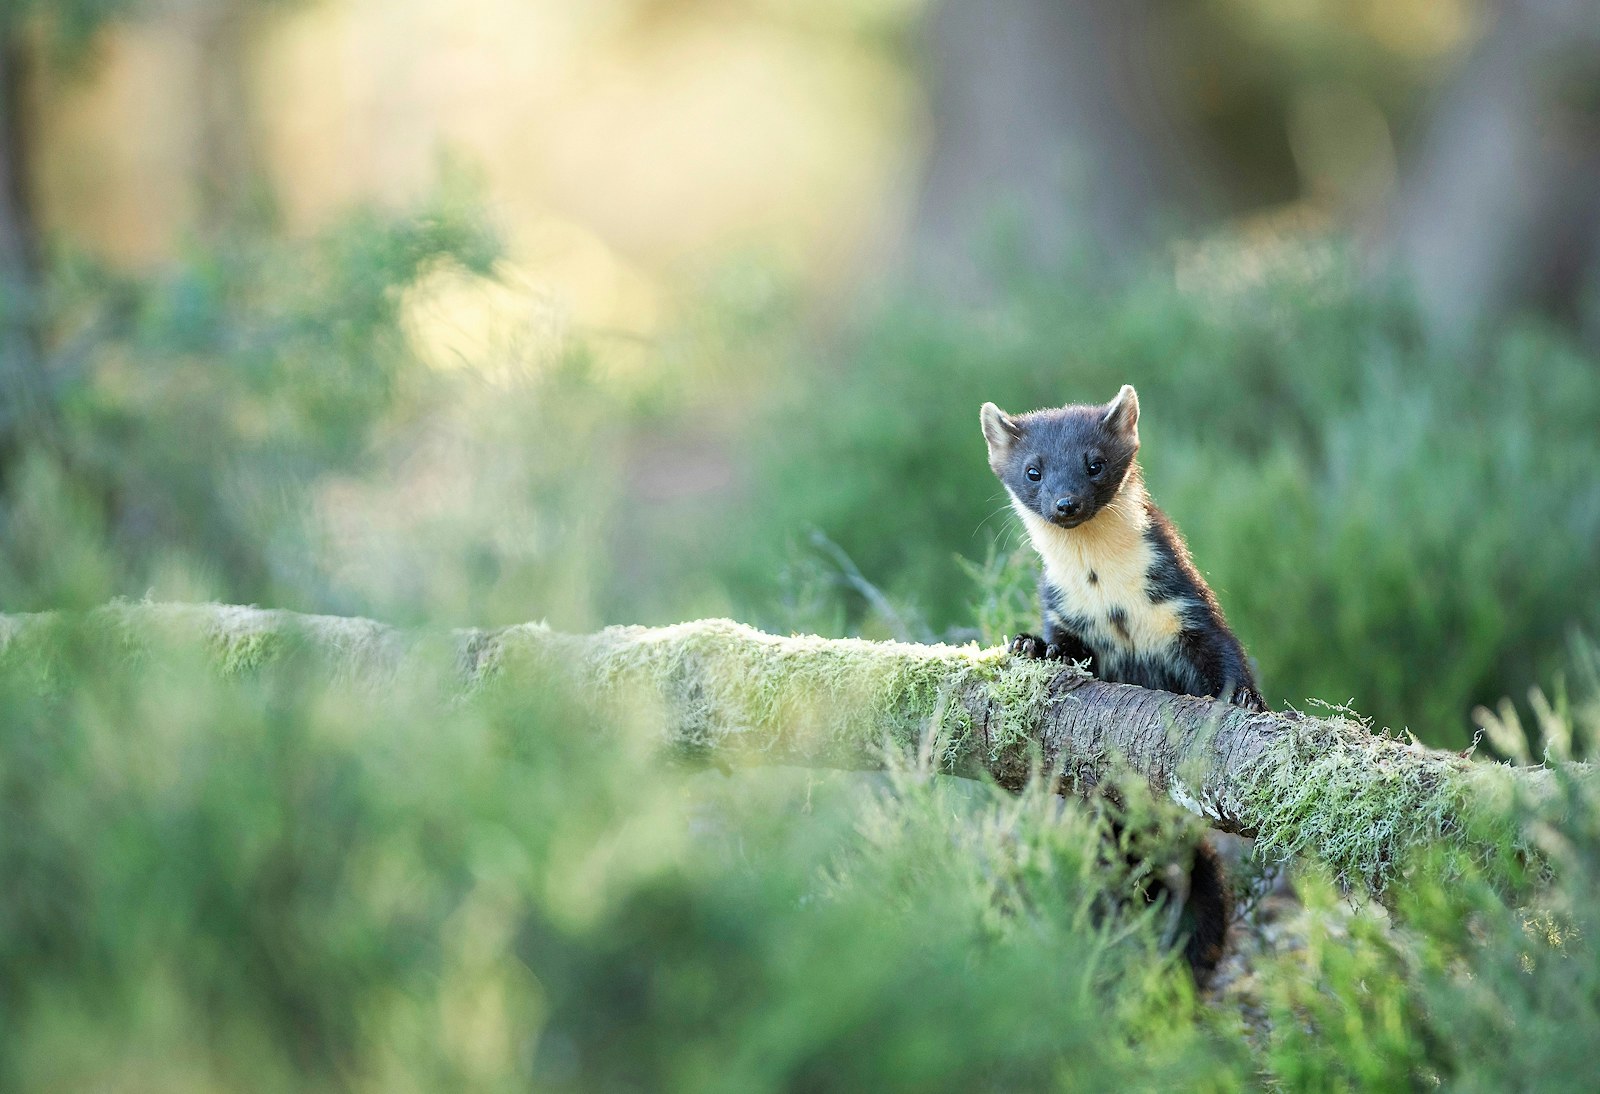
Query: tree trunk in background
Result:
<box><xmin>193</xmin><ymin>1</ymin><xmax>271</xmax><ymax>235</ymax></box>
<box><xmin>0</xmin><ymin>33</ymin><xmax>57</xmax><ymax>486</ymax></box>
<box><xmin>909</xmin><ymin>0</ymin><xmax>1211</xmax><ymax>297</ymax></box>
<box><xmin>0</xmin><ymin>30</ymin><xmax>64</xmax><ymax>508</ymax></box>
<box><xmin>1392</xmin><ymin>0</ymin><xmax>1600</xmax><ymax>344</ymax></box>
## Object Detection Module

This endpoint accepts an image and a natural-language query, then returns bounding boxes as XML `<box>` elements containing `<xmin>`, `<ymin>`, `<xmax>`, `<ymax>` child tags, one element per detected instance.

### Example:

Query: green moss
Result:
<box><xmin>211</xmin><ymin>626</ymin><xmax>285</xmax><ymax>676</ymax></box>
<box><xmin>968</xmin><ymin>651</ymin><xmax>1071</xmax><ymax>756</ymax></box>
<box><xmin>505</xmin><ymin>618</ymin><xmax>1068</xmax><ymax>776</ymax></box>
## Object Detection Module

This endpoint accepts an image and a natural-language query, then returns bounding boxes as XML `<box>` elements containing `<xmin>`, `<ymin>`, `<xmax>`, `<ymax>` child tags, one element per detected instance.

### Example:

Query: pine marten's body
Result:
<box><xmin>981</xmin><ymin>385</ymin><xmax>1255</xmax><ymax>987</ymax></box>
<box><xmin>981</xmin><ymin>385</ymin><xmax>1264</xmax><ymax>712</ymax></box>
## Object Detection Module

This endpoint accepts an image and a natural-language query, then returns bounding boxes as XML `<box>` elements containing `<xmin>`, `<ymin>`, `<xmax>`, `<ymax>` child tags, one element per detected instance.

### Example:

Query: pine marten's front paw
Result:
<box><xmin>1008</xmin><ymin>633</ymin><xmax>1050</xmax><ymax>659</ymax></box>
<box><xmin>1008</xmin><ymin>633</ymin><xmax>1075</xmax><ymax>661</ymax></box>
<box><xmin>1227</xmin><ymin>685</ymin><xmax>1267</xmax><ymax>713</ymax></box>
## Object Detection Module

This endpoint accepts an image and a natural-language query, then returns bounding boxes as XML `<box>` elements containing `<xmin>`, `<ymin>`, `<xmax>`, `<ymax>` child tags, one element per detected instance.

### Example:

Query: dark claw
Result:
<box><xmin>1009</xmin><ymin>634</ymin><xmax>1078</xmax><ymax>663</ymax></box>
<box><xmin>1008</xmin><ymin>633</ymin><xmax>1048</xmax><ymax>659</ymax></box>
<box><xmin>1229</xmin><ymin>686</ymin><xmax>1267</xmax><ymax>713</ymax></box>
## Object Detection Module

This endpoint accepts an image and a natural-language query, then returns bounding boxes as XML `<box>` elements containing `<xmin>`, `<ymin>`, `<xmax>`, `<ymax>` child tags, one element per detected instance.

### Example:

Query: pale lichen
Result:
<box><xmin>1232</xmin><ymin>710</ymin><xmax>1523</xmax><ymax>893</ymax></box>
<box><xmin>483</xmin><ymin>618</ymin><xmax>1067</xmax><ymax>777</ymax></box>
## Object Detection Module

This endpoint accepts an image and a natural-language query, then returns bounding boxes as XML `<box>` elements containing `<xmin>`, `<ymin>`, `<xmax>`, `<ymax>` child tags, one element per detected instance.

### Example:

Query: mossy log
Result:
<box><xmin>0</xmin><ymin>602</ymin><xmax>1560</xmax><ymax>891</ymax></box>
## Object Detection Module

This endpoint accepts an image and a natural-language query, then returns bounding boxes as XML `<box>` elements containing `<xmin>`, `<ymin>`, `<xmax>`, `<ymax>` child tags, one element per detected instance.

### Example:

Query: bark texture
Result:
<box><xmin>0</xmin><ymin>603</ymin><xmax>1563</xmax><ymax>891</ymax></box>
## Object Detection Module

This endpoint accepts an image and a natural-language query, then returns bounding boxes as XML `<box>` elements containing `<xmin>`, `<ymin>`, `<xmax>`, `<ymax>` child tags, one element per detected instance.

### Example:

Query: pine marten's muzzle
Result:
<box><xmin>1050</xmin><ymin>495</ymin><xmax>1090</xmax><ymax>527</ymax></box>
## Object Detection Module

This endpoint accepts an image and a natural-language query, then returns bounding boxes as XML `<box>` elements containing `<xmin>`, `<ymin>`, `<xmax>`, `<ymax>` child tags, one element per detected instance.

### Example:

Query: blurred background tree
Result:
<box><xmin>14</xmin><ymin>1</ymin><xmax>1600</xmax><ymax>328</ymax></box>
<box><xmin>0</xmin><ymin>0</ymin><xmax>143</xmax><ymax>486</ymax></box>
<box><xmin>1394</xmin><ymin>0</ymin><xmax>1600</xmax><ymax>343</ymax></box>
<box><xmin>914</xmin><ymin>0</ymin><xmax>1600</xmax><ymax>330</ymax></box>
<box><xmin>911</xmin><ymin>0</ymin><xmax>1220</xmax><ymax>290</ymax></box>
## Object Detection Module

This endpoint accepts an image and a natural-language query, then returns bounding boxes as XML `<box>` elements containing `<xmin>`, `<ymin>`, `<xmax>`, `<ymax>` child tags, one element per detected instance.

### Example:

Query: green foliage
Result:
<box><xmin>3</xmin><ymin>193</ymin><xmax>498</xmax><ymax>612</ymax></box>
<box><xmin>9</xmin><ymin>613</ymin><xmax>1600</xmax><ymax>1089</ymax></box>
<box><xmin>959</xmin><ymin>544</ymin><xmax>1039</xmax><ymax>648</ymax></box>
<box><xmin>0</xmin><ymin>618</ymin><xmax>1241</xmax><ymax>1091</ymax></box>
<box><xmin>1243</xmin><ymin>650</ymin><xmax>1600</xmax><ymax>1091</ymax></box>
<box><xmin>17</xmin><ymin>221</ymin><xmax>1595</xmax><ymax>747</ymax></box>
<box><xmin>1254</xmin><ymin>785</ymin><xmax>1600</xmax><ymax>1091</ymax></box>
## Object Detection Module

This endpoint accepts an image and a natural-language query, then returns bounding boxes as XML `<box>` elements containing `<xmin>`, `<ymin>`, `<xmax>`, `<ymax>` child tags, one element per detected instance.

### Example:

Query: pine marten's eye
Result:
<box><xmin>1085</xmin><ymin>457</ymin><xmax>1105</xmax><ymax>477</ymax></box>
<box><xmin>1025</xmin><ymin>465</ymin><xmax>1042</xmax><ymax>482</ymax></box>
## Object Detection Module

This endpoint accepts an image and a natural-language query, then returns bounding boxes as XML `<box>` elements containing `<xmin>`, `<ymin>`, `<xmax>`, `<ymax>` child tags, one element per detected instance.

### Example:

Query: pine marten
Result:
<box><xmin>980</xmin><ymin>385</ymin><xmax>1264</xmax><ymax>712</ymax></box>
<box><xmin>981</xmin><ymin>384</ymin><xmax>1258</xmax><ymax>986</ymax></box>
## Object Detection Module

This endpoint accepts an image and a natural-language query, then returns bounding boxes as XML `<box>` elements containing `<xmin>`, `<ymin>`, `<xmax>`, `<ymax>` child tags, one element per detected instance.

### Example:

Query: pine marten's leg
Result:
<box><xmin>1180</xmin><ymin>628</ymin><xmax>1266</xmax><ymax>712</ymax></box>
<box><xmin>1010</xmin><ymin>579</ymin><xmax>1096</xmax><ymax>670</ymax></box>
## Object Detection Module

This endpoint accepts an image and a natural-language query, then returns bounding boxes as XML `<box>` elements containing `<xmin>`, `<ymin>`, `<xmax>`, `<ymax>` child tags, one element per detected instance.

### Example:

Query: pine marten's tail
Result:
<box><xmin>1111</xmin><ymin>821</ymin><xmax>1234</xmax><ymax>988</ymax></box>
<box><xmin>1180</xmin><ymin>838</ymin><xmax>1232</xmax><ymax>989</ymax></box>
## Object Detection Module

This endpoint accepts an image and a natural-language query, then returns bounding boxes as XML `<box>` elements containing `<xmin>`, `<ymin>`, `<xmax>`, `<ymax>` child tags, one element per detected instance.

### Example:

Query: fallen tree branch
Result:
<box><xmin>0</xmin><ymin>602</ymin><xmax>1568</xmax><ymax>891</ymax></box>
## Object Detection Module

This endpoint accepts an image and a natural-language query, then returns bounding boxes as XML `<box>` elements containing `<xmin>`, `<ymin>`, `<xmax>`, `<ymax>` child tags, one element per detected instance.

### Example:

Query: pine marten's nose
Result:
<box><xmin>1055</xmin><ymin>497</ymin><xmax>1081</xmax><ymax>518</ymax></box>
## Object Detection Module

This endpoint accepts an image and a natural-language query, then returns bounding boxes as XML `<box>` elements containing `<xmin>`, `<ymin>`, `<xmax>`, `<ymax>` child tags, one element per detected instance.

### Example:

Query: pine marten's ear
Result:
<box><xmin>980</xmin><ymin>402</ymin><xmax>1021</xmax><ymax>452</ymax></box>
<box><xmin>1102</xmin><ymin>384</ymin><xmax>1139</xmax><ymax>443</ymax></box>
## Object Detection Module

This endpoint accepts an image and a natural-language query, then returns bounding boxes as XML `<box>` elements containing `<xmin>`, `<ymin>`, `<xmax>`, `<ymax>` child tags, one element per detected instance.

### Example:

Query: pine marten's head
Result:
<box><xmin>980</xmin><ymin>385</ymin><xmax>1141</xmax><ymax>530</ymax></box>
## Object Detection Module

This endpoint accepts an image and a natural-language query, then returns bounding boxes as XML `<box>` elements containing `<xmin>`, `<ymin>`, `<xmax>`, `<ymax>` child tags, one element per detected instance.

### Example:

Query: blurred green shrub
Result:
<box><xmin>1</xmin><ymin>124</ymin><xmax>1595</xmax><ymax>1092</ymax></box>
<box><xmin>0</xmin><ymin>619</ymin><xmax>1240</xmax><ymax>1091</ymax></box>
<box><xmin>1252</xmin><ymin>651</ymin><xmax>1600</xmax><ymax>1089</ymax></box>
<box><xmin>2</xmin><ymin>191</ymin><xmax>498</xmax><ymax>613</ymax></box>
<box><xmin>10</xmin><ymin>215</ymin><xmax>1594</xmax><ymax>747</ymax></box>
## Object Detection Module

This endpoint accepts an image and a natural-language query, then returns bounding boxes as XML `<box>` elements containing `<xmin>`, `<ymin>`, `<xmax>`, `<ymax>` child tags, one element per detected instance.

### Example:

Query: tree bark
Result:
<box><xmin>0</xmin><ymin>603</ymin><xmax>1564</xmax><ymax>892</ymax></box>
